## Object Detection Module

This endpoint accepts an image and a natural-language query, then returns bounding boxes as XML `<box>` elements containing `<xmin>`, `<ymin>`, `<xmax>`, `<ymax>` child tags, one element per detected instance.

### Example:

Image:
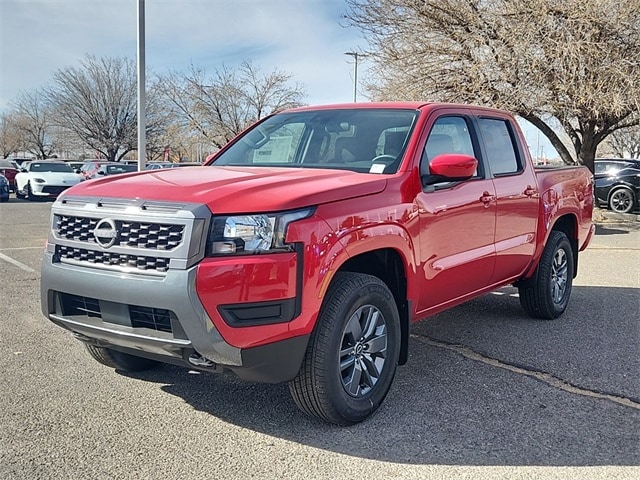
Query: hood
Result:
<box><xmin>61</xmin><ymin>166</ymin><xmax>387</xmax><ymax>213</ymax></box>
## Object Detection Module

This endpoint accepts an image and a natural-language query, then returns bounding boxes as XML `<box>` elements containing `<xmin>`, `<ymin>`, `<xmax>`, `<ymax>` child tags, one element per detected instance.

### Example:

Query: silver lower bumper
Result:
<box><xmin>41</xmin><ymin>251</ymin><xmax>242</xmax><ymax>366</ymax></box>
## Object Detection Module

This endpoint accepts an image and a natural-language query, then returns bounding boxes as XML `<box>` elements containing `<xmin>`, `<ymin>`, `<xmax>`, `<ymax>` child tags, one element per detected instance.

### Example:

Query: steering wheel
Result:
<box><xmin>371</xmin><ymin>154</ymin><xmax>397</xmax><ymax>165</ymax></box>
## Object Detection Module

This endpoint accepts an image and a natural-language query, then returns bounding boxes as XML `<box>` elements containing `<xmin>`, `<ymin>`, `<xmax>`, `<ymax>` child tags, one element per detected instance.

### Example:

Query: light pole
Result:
<box><xmin>344</xmin><ymin>51</ymin><xmax>360</xmax><ymax>102</ymax></box>
<box><xmin>137</xmin><ymin>0</ymin><xmax>146</xmax><ymax>171</ymax></box>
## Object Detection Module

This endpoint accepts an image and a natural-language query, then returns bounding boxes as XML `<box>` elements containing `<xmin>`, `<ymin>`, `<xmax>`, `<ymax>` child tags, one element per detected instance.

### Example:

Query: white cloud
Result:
<box><xmin>0</xmin><ymin>0</ymin><xmax>367</xmax><ymax>110</ymax></box>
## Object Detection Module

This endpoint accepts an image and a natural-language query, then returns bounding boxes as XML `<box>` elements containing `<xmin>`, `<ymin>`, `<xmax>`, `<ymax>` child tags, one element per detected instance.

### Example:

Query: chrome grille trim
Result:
<box><xmin>55</xmin><ymin>215</ymin><xmax>185</xmax><ymax>250</ymax></box>
<box><xmin>57</xmin><ymin>245</ymin><xmax>169</xmax><ymax>276</ymax></box>
<box><xmin>48</xmin><ymin>196</ymin><xmax>211</xmax><ymax>275</ymax></box>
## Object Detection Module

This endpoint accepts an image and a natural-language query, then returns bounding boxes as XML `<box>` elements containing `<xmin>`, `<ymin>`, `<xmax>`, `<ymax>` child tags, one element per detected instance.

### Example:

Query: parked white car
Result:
<box><xmin>15</xmin><ymin>161</ymin><xmax>82</xmax><ymax>200</ymax></box>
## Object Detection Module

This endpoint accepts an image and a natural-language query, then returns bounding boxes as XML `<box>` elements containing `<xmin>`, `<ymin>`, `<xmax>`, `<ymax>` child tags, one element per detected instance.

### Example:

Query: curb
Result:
<box><xmin>593</xmin><ymin>207</ymin><xmax>639</xmax><ymax>224</ymax></box>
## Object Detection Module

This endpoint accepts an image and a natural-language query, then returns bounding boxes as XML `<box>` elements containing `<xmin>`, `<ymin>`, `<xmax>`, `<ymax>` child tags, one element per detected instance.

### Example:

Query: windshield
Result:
<box><xmin>106</xmin><ymin>164</ymin><xmax>137</xmax><ymax>174</ymax></box>
<box><xmin>212</xmin><ymin>108</ymin><xmax>419</xmax><ymax>174</ymax></box>
<box><xmin>0</xmin><ymin>160</ymin><xmax>18</xmax><ymax>169</ymax></box>
<box><xmin>30</xmin><ymin>162</ymin><xmax>73</xmax><ymax>173</ymax></box>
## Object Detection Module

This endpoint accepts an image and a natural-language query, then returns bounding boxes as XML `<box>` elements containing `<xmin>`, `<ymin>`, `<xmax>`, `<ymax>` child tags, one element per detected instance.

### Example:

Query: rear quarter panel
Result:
<box><xmin>526</xmin><ymin>166</ymin><xmax>594</xmax><ymax>277</ymax></box>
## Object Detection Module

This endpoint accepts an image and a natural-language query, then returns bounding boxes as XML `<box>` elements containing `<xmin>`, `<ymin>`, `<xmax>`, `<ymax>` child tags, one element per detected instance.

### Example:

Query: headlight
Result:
<box><xmin>33</xmin><ymin>178</ymin><xmax>46</xmax><ymax>183</ymax></box>
<box><xmin>207</xmin><ymin>208</ymin><xmax>314</xmax><ymax>255</ymax></box>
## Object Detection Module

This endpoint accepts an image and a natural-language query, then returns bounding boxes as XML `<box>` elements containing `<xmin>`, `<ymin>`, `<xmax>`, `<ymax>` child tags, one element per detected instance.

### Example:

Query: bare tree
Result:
<box><xmin>145</xmin><ymin>80</ymin><xmax>175</xmax><ymax>161</ymax></box>
<box><xmin>47</xmin><ymin>55</ymin><xmax>167</xmax><ymax>162</ymax></box>
<box><xmin>346</xmin><ymin>0</ymin><xmax>640</xmax><ymax>172</ymax></box>
<box><xmin>46</xmin><ymin>55</ymin><xmax>135</xmax><ymax>161</ymax></box>
<box><xmin>146</xmin><ymin>123</ymin><xmax>183</xmax><ymax>162</ymax></box>
<box><xmin>10</xmin><ymin>90</ymin><xmax>57</xmax><ymax>159</ymax></box>
<box><xmin>146</xmin><ymin>122</ymin><xmax>213</xmax><ymax>163</ymax></box>
<box><xmin>158</xmin><ymin>61</ymin><xmax>306</xmax><ymax>149</ymax></box>
<box><xmin>603</xmin><ymin>121</ymin><xmax>640</xmax><ymax>158</ymax></box>
<box><xmin>0</xmin><ymin>112</ymin><xmax>24</xmax><ymax>158</ymax></box>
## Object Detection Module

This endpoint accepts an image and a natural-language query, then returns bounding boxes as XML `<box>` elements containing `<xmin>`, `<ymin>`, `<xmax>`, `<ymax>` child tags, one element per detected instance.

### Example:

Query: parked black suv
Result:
<box><xmin>594</xmin><ymin>158</ymin><xmax>640</xmax><ymax>213</ymax></box>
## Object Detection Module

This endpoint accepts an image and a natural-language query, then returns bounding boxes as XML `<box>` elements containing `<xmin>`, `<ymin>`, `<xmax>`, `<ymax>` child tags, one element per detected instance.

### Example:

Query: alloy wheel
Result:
<box><xmin>339</xmin><ymin>304</ymin><xmax>388</xmax><ymax>397</ymax></box>
<box><xmin>551</xmin><ymin>248</ymin><xmax>569</xmax><ymax>304</ymax></box>
<box><xmin>610</xmin><ymin>190</ymin><xmax>633</xmax><ymax>213</ymax></box>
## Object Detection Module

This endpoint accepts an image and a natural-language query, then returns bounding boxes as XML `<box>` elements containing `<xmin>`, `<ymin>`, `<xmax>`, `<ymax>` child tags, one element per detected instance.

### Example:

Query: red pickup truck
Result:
<box><xmin>41</xmin><ymin>102</ymin><xmax>594</xmax><ymax>425</ymax></box>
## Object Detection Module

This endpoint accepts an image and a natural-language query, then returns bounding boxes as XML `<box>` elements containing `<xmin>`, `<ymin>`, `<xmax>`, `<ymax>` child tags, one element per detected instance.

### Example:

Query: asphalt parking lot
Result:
<box><xmin>1</xmin><ymin>197</ymin><xmax>638</xmax><ymax>480</ymax></box>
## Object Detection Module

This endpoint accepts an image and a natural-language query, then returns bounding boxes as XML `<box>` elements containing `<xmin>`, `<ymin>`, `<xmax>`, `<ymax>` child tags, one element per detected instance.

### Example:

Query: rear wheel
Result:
<box><xmin>519</xmin><ymin>231</ymin><xmax>574</xmax><ymax>319</ymax></box>
<box><xmin>289</xmin><ymin>272</ymin><xmax>400</xmax><ymax>425</ymax></box>
<box><xmin>84</xmin><ymin>344</ymin><xmax>159</xmax><ymax>372</ymax></box>
<box><xmin>609</xmin><ymin>188</ymin><xmax>635</xmax><ymax>213</ymax></box>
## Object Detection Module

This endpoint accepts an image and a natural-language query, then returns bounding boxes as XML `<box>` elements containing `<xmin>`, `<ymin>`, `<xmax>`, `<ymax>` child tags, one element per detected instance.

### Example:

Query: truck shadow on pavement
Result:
<box><xmin>124</xmin><ymin>284</ymin><xmax>639</xmax><ymax>467</ymax></box>
<box><xmin>595</xmin><ymin>225</ymin><xmax>631</xmax><ymax>235</ymax></box>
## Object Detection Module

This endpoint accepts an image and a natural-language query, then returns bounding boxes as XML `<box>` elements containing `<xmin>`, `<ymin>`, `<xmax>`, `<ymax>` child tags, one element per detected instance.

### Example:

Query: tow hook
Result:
<box><xmin>188</xmin><ymin>353</ymin><xmax>215</xmax><ymax>368</ymax></box>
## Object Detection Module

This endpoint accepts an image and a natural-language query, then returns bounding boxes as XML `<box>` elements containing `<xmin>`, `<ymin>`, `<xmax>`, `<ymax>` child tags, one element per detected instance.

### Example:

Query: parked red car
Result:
<box><xmin>0</xmin><ymin>159</ymin><xmax>19</xmax><ymax>192</ymax></box>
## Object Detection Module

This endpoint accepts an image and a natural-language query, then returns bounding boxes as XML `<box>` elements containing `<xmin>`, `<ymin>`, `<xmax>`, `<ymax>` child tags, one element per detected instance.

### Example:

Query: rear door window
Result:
<box><xmin>478</xmin><ymin>118</ymin><xmax>521</xmax><ymax>176</ymax></box>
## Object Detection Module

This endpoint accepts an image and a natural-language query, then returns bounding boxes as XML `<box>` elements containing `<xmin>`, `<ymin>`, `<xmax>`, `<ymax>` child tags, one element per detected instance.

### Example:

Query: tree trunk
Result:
<box><xmin>116</xmin><ymin>150</ymin><xmax>131</xmax><ymax>162</ymax></box>
<box><xmin>574</xmin><ymin>121</ymin><xmax>599</xmax><ymax>173</ymax></box>
<box><xmin>521</xmin><ymin>114</ymin><xmax>577</xmax><ymax>166</ymax></box>
<box><xmin>577</xmin><ymin>137</ymin><xmax>597</xmax><ymax>173</ymax></box>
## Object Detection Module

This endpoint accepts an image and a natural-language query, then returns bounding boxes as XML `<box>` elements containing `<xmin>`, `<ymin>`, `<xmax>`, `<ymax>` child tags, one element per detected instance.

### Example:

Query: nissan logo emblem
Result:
<box><xmin>93</xmin><ymin>218</ymin><xmax>118</xmax><ymax>248</ymax></box>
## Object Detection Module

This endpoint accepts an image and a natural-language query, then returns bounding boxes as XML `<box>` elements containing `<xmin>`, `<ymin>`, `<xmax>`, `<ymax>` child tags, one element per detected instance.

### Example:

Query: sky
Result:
<box><xmin>0</xmin><ymin>0</ymin><xmax>556</xmax><ymax>159</ymax></box>
<box><xmin>0</xmin><ymin>0</ymin><xmax>368</xmax><ymax>111</ymax></box>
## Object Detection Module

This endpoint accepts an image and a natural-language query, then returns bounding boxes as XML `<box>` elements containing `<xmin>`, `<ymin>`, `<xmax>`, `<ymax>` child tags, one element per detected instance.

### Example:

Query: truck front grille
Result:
<box><xmin>64</xmin><ymin>293</ymin><xmax>101</xmax><ymax>318</ymax></box>
<box><xmin>59</xmin><ymin>293</ymin><xmax>173</xmax><ymax>333</ymax></box>
<box><xmin>49</xmin><ymin>197</ymin><xmax>209</xmax><ymax>275</ymax></box>
<box><xmin>129</xmin><ymin>305</ymin><xmax>173</xmax><ymax>332</ymax></box>
<box><xmin>56</xmin><ymin>245</ymin><xmax>170</xmax><ymax>273</ymax></box>
<box><xmin>55</xmin><ymin>215</ymin><xmax>185</xmax><ymax>250</ymax></box>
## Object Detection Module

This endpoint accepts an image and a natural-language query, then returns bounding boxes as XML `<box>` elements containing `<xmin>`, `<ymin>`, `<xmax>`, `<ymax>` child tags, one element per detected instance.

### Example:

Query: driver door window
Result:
<box><xmin>420</xmin><ymin>116</ymin><xmax>477</xmax><ymax>179</ymax></box>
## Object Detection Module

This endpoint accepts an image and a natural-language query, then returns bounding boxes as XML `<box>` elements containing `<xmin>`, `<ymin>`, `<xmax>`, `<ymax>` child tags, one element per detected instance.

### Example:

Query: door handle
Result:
<box><xmin>479</xmin><ymin>192</ymin><xmax>495</xmax><ymax>206</ymax></box>
<box><xmin>524</xmin><ymin>185</ymin><xmax>537</xmax><ymax>197</ymax></box>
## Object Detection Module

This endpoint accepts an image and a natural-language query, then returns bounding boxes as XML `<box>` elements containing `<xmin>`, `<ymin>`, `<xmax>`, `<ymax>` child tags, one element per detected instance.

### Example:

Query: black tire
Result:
<box><xmin>288</xmin><ymin>272</ymin><xmax>401</xmax><ymax>425</ymax></box>
<box><xmin>84</xmin><ymin>344</ymin><xmax>159</xmax><ymax>372</ymax></box>
<box><xmin>15</xmin><ymin>186</ymin><xmax>24</xmax><ymax>199</ymax></box>
<box><xmin>26</xmin><ymin>182</ymin><xmax>34</xmax><ymax>201</ymax></box>
<box><xmin>519</xmin><ymin>231</ymin><xmax>574</xmax><ymax>320</ymax></box>
<box><xmin>608</xmin><ymin>188</ymin><xmax>635</xmax><ymax>214</ymax></box>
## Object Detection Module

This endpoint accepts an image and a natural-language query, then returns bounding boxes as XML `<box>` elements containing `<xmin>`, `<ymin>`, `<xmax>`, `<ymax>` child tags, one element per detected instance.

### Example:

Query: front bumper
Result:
<box><xmin>31</xmin><ymin>184</ymin><xmax>75</xmax><ymax>197</ymax></box>
<box><xmin>41</xmin><ymin>252</ymin><xmax>308</xmax><ymax>383</ymax></box>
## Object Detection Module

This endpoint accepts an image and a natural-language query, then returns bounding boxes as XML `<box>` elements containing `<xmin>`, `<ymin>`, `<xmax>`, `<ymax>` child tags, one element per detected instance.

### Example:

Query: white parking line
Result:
<box><xmin>0</xmin><ymin>252</ymin><xmax>36</xmax><ymax>273</ymax></box>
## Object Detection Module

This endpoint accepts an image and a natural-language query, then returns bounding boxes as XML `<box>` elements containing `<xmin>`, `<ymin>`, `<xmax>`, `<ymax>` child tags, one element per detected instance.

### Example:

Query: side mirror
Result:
<box><xmin>424</xmin><ymin>154</ymin><xmax>477</xmax><ymax>185</ymax></box>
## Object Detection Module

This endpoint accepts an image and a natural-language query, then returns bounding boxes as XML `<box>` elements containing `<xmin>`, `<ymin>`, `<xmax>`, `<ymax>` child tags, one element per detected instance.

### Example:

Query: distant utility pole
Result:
<box><xmin>137</xmin><ymin>0</ymin><xmax>146</xmax><ymax>170</ymax></box>
<box><xmin>344</xmin><ymin>51</ymin><xmax>361</xmax><ymax>102</ymax></box>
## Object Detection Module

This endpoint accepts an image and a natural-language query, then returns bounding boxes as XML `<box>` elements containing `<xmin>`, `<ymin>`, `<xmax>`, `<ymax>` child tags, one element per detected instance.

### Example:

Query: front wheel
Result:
<box><xmin>609</xmin><ymin>188</ymin><xmax>635</xmax><ymax>213</ymax></box>
<box><xmin>26</xmin><ymin>182</ymin><xmax>35</xmax><ymax>201</ymax></box>
<box><xmin>519</xmin><ymin>231</ymin><xmax>574</xmax><ymax>319</ymax></box>
<box><xmin>84</xmin><ymin>344</ymin><xmax>159</xmax><ymax>372</ymax></box>
<box><xmin>288</xmin><ymin>272</ymin><xmax>401</xmax><ymax>425</ymax></box>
